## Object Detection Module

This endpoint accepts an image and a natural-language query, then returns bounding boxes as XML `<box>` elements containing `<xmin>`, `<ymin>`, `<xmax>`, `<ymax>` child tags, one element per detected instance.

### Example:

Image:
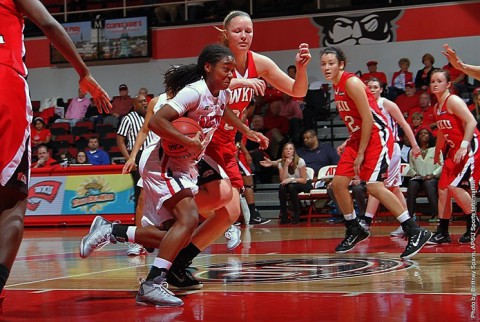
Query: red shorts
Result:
<box><xmin>0</xmin><ymin>65</ymin><xmax>32</xmax><ymax>194</ymax></box>
<box><xmin>439</xmin><ymin>143</ymin><xmax>480</xmax><ymax>190</ymax></box>
<box><xmin>336</xmin><ymin>132</ymin><xmax>392</xmax><ymax>182</ymax></box>
<box><xmin>205</xmin><ymin>140</ymin><xmax>243</xmax><ymax>189</ymax></box>
<box><xmin>237</xmin><ymin>150</ymin><xmax>252</xmax><ymax>176</ymax></box>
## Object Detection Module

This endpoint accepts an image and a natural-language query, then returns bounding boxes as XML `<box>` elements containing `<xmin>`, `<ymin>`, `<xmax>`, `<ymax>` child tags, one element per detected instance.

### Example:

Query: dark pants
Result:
<box><xmin>279</xmin><ymin>181</ymin><xmax>312</xmax><ymax>222</ymax></box>
<box><xmin>407</xmin><ymin>178</ymin><xmax>439</xmax><ymax>217</ymax></box>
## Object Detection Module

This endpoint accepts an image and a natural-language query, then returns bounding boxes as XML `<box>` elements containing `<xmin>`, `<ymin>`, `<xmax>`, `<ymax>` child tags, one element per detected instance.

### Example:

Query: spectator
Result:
<box><xmin>264</xmin><ymin>101</ymin><xmax>290</xmax><ymax>158</ymax></box>
<box><xmin>387</xmin><ymin>57</ymin><xmax>413</xmax><ymax>100</ymax></box>
<box><xmin>246</xmin><ymin>115</ymin><xmax>273</xmax><ymax>183</ymax></box>
<box><xmin>442</xmin><ymin>62</ymin><xmax>467</xmax><ymax>95</ymax></box>
<box><xmin>287</xmin><ymin>64</ymin><xmax>296</xmax><ymax>79</ymax></box>
<box><xmin>138</xmin><ymin>87</ymin><xmax>152</xmax><ymax>103</ymax></box>
<box><xmin>55</xmin><ymin>88</ymin><xmax>91</xmax><ymax>127</ymax></box>
<box><xmin>469</xmin><ymin>87</ymin><xmax>480</xmax><ymax>128</ymax></box>
<box><xmin>406</xmin><ymin>127</ymin><xmax>442</xmax><ymax>223</ymax></box>
<box><xmin>74</xmin><ymin>151</ymin><xmax>90</xmax><ymax>165</ymax></box>
<box><xmin>410</xmin><ymin>112</ymin><xmax>423</xmax><ymax>135</ymax></box>
<box><xmin>279</xmin><ymin>93</ymin><xmax>303</xmax><ymax>146</ymax></box>
<box><xmin>394</xmin><ymin>81</ymin><xmax>420</xmax><ymax>118</ymax></box>
<box><xmin>277</xmin><ymin>142</ymin><xmax>312</xmax><ymax>224</ymax></box>
<box><xmin>153</xmin><ymin>1</ymin><xmax>182</xmax><ymax>24</ymax></box>
<box><xmin>408</xmin><ymin>92</ymin><xmax>437</xmax><ymax>134</ymax></box>
<box><xmin>31</xmin><ymin>145</ymin><xmax>56</xmax><ymax>168</ymax></box>
<box><xmin>360</xmin><ymin>61</ymin><xmax>387</xmax><ymax>85</ymax></box>
<box><xmin>296</xmin><ymin>129</ymin><xmax>339</xmax><ymax>175</ymax></box>
<box><xmin>414</xmin><ymin>53</ymin><xmax>436</xmax><ymax>92</ymax></box>
<box><xmin>31</xmin><ymin>117</ymin><xmax>52</xmax><ymax>148</ymax></box>
<box><xmin>86</xmin><ymin>136</ymin><xmax>110</xmax><ymax>165</ymax></box>
<box><xmin>103</xmin><ymin>84</ymin><xmax>133</xmax><ymax>129</ymax></box>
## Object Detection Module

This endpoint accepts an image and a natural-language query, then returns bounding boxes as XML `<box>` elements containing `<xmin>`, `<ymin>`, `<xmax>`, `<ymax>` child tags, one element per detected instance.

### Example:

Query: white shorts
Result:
<box><xmin>384</xmin><ymin>143</ymin><xmax>402</xmax><ymax>188</ymax></box>
<box><xmin>139</xmin><ymin>143</ymin><xmax>228</xmax><ymax>226</ymax></box>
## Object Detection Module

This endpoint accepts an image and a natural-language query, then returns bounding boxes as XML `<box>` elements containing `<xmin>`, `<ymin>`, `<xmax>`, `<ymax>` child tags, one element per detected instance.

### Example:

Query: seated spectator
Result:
<box><xmin>469</xmin><ymin>87</ymin><xmax>480</xmax><ymax>128</ymax></box>
<box><xmin>406</xmin><ymin>127</ymin><xmax>443</xmax><ymax>222</ymax></box>
<box><xmin>103</xmin><ymin>84</ymin><xmax>133</xmax><ymax>129</ymax></box>
<box><xmin>245</xmin><ymin>114</ymin><xmax>272</xmax><ymax>183</ymax></box>
<box><xmin>31</xmin><ymin>117</ymin><xmax>52</xmax><ymax>148</ymax></box>
<box><xmin>399</xmin><ymin>130</ymin><xmax>412</xmax><ymax>163</ymax></box>
<box><xmin>360</xmin><ymin>60</ymin><xmax>387</xmax><ymax>85</ymax></box>
<box><xmin>264</xmin><ymin>101</ymin><xmax>290</xmax><ymax>158</ymax></box>
<box><xmin>394</xmin><ymin>82</ymin><xmax>420</xmax><ymax>118</ymax></box>
<box><xmin>296</xmin><ymin>129</ymin><xmax>339</xmax><ymax>175</ymax></box>
<box><xmin>442</xmin><ymin>61</ymin><xmax>467</xmax><ymax>95</ymax></box>
<box><xmin>31</xmin><ymin>145</ymin><xmax>57</xmax><ymax>168</ymax></box>
<box><xmin>279</xmin><ymin>93</ymin><xmax>303</xmax><ymax>146</ymax></box>
<box><xmin>277</xmin><ymin>142</ymin><xmax>312</xmax><ymax>224</ymax></box>
<box><xmin>387</xmin><ymin>57</ymin><xmax>413</xmax><ymax>101</ymax></box>
<box><xmin>414</xmin><ymin>53</ymin><xmax>436</xmax><ymax>92</ymax></box>
<box><xmin>153</xmin><ymin>1</ymin><xmax>182</xmax><ymax>24</ymax></box>
<box><xmin>407</xmin><ymin>92</ymin><xmax>437</xmax><ymax>135</ymax></box>
<box><xmin>86</xmin><ymin>136</ymin><xmax>110</xmax><ymax>165</ymax></box>
<box><xmin>74</xmin><ymin>151</ymin><xmax>90</xmax><ymax>165</ymax></box>
<box><xmin>410</xmin><ymin>112</ymin><xmax>423</xmax><ymax>135</ymax></box>
<box><xmin>138</xmin><ymin>87</ymin><xmax>152</xmax><ymax>103</ymax></box>
<box><xmin>55</xmin><ymin>88</ymin><xmax>91</xmax><ymax>127</ymax></box>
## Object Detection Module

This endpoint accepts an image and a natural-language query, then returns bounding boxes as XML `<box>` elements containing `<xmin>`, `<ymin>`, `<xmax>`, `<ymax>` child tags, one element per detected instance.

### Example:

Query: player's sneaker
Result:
<box><xmin>166</xmin><ymin>267</ymin><xmax>203</xmax><ymax>290</ymax></box>
<box><xmin>225</xmin><ymin>225</ymin><xmax>241</xmax><ymax>250</ymax></box>
<box><xmin>127</xmin><ymin>243</ymin><xmax>147</xmax><ymax>256</ymax></box>
<box><xmin>458</xmin><ymin>219</ymin><xmax>480</xmax><ymax>244</ymax></box>
<box><xmin>400</xmin><ymin>228</ymin><xmax>432</xmax><ymax>260</ymax></box>
<box><xmin>359</xmin><ymin>218</ymin><xmax>371</xmax><ymax>231</ymax></box>
<box><xmin>390</xmin><ymin>225</ymin><xmax>406</xmax><ymax>237</ymax></box>
<box><xmin>136</xmin><ymin>277</ymin><xmax>183</xmax><ymax>307</ymax></box>
<box><xmin>80</xmin><ymin>216</ymin><xmax>117</xmax><ymax>258</ymax></box>
<box><xmin>249</xmin><ymin>216</ymin><xmax>271</xmax><ymax>225</ymax></box>
<box><xmin>335</xmin><ymin>220</ymin><xmax>370</xmax><ymax>253</ymax></box>
<box><xmin>426</xmin><ymin>229</ymin><xmax>451</xmax><ymax>244</ymax></box>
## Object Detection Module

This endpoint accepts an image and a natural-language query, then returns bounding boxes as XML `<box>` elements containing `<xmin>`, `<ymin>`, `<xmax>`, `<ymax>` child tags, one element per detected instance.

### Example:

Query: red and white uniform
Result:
<box><xmin>435</xmin><ymin>94</ymin><xmax>480</xmax><ymax>190</ymax></box>
<box><xmin>0</xmin><ymin>0</ymin><xmax>32</xmax><ymax>193</ymax></box>
<box><xmin>205</xmin><ymin>50</ymin><xmax>258</xmax><ymax>189</ymax></box>
<box><xmin>139</xmin><ymin>80</ymin><xmax>230</xmax><ymax>226</ymax></box>
<box><xmin>377</xmin><ymin>97</ymin><xmax>402</xmax><ymax>188</ymax></box>
<box><xmin>334</xmin><ymin>72</ymin><xmax>393</xmax><ymax>182</ymax></box>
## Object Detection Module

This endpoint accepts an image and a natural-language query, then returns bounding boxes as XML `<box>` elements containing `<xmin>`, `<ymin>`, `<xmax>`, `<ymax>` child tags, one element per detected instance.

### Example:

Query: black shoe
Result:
<box><xmin>166</xmin><ymin>267</ymin><xmax>203</xmax><ymax>290</ymax></box>
<box><xmin>401</xmin><ymin>228</ymin><xmax>432</xmax><ymax>260</ymax></box>
<box><xmin>249</xmin><ymin>216</ymin><xmax>271</xmax><ymax>225</ymax></box>
<box><xmin>335</xmin><ymin>220</ymin><xmax>370</xmax><ymax>253</ymax></box>
<box><xmin>458</xmin><ymin>219</ymin><xmax>480</xmax><ymax>244</ymax></box>
<box><xmin>426</xmin><ymin>229</ymin><xmax>451</xmax><ymax>245</ymax></box>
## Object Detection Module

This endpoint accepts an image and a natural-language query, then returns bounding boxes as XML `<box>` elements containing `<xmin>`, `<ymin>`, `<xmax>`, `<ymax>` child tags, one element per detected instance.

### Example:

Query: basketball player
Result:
<box><xmin>164</xmin><ymin>10</ymin><xmax>311</xmax><ymax>287</ymax></box>
<box><xmin>319</xmin><ymin>47</ymin><xmax>431</xmax><ymax>259</ymax></box>
<box><xmin>360</xmin><ymin>78</ymin><xmax>421</xmax><ymax>232</ymax></box>
<box><xmin>427</xmin><ymin>68</ymin><xmax>480</xmax><ymax>244</ymax></box>
<box><xmin>0</xmin><ymin>0</ymin><xmax>111</xmax><ymax>302</ymax></box>
<box><xmin>80</xmin><ymin>44</ymin><xmax>268</xmax><ymax>307</ymax></box>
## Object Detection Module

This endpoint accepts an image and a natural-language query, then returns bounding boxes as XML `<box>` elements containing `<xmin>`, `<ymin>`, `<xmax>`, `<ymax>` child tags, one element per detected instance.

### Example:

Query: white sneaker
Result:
<box><xmin>136</xmin><ymin>277</ymin><xmax>183</xmax><ymax>307</ymax></box>
<box><xmin>80</xmin><ymin>216</ymin><xmax>117</xmax><ymax>258</ymax></box>
<box><xmin>225</xmin><ymin>225</ymin><xmax>241</xmax><ymax>251</ymax></box>
<box><xmin>390</xmin><ymin>225</ymin><xmax>406</xmax><ymax>237</ymax></box>
<box><xmin>127</xmin><ymin>243</ymin><xmax>147</xmax><ymax>256</ymax></box>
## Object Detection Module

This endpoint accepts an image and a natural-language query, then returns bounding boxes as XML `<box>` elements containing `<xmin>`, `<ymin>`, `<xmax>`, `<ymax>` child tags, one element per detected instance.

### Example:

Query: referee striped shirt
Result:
<box><xmin>117</xmin><ymin>111</ymin><xmax>154</xmax><ymax>151</ymax></box>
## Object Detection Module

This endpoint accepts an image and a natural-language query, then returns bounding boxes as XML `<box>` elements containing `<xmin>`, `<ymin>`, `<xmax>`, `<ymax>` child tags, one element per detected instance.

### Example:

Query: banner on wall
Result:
<box><xmin>26</xmin><ymin>173</ymin><xmax>135</xmax><ymax>216</ymax></box>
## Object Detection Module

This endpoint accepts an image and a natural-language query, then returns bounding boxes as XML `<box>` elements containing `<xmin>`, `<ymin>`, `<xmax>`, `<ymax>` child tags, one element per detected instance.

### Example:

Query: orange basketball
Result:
<box><xmin>161</xmin><ymin>117</ymin><xmax>203</xmax><ymax>160</ymax></box>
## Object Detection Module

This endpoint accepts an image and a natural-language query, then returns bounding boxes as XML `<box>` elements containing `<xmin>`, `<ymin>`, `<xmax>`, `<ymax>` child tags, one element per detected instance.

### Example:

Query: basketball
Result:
<box><xmin>161</xmin><ymin>117</ymin><xmax>203</xmax><ymax>160</ymax></box>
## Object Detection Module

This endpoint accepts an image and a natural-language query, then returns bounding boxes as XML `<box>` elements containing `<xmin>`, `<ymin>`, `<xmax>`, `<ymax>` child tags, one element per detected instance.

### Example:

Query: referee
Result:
<box><xmin>116</xmin><ymin>93</ymin><xmax>154</xmax><ymax>256</ymax></box>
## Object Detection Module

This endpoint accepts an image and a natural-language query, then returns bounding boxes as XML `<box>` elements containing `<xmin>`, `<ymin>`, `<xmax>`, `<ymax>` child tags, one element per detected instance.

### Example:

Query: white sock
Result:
<box><xmin>344</xmin><ymin>212</ymin><xmax>356</xmax><ymax>221</ymax></box>
<box><xmin>397</xmin><ymin>211</ymin><xmax>410</xmax><ymax>224</ymax></box>
<box><xmin>365</xmin><ymin>212</ymin><xmax>375</xmax><ymax>219</ymax></box>
<box><xmin>126</xmin><ymin>226</ymin><xmax>137</xmax><ymax>243</ymax></box>
<box><xmin>153</xmin><ymin>257</ymin><xmax>172</xmax><ymax>270</ymax></box>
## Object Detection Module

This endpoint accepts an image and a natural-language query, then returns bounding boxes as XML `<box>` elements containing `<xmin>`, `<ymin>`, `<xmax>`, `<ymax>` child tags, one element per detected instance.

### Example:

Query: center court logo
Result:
<box><xmin>197</xmin><ymin>257</ymin><xmax>413</xmax><ymax>283</ymax></box>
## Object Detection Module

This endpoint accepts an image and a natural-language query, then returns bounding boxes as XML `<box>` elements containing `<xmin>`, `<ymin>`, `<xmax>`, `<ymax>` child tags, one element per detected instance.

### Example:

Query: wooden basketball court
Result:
<box><xmin>1</xmin><ymin>220</ymin><xmax>477</xmax><ymax>321</ymax></box>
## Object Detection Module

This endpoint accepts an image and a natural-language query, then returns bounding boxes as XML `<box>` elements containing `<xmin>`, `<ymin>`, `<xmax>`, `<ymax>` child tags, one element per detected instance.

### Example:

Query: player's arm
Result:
<box><xmin>384</xmin><ymin>99</ymin><xmax>420</xmax><ymax>157</ymax></box>
<box><xmin>447</xmin><ymin>95</ymin><xmax>477</xmax><ymax>163</ymax></box>
<box><xmin>443</xmin><ymin>44</ymin><xmax>480</xmax><ymax>81</ymax></box>
<box><xmin>15</xmin><ymin>0</ymin><xmax>111</xmax><ymax>113</ymax></box>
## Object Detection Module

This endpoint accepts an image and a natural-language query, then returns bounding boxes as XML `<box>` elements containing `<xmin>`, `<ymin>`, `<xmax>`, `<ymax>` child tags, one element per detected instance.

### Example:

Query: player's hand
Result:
<box><xmin>246</xmin><ymin>78</ymin><xmax>266</xmax><ymax>96</ymax></box>
<box><xmin>123</xmin><ymin>157</ymin><xmax>137</xmax><ymax>174</ymax></box>
<box><xmin>353</xmin><ymin>153</ymin><xmax>364</xmax><ymax>176</ymax></box>
<box><xmin>185</xmin><ymin>131</ymin><xmax>204</xmax><ymax>158</ymax></box>
<box><xmin>411</xmin><ymin>145</ymin><xmax>421</xmax><ymax>158</ymax></box>
<box><xmin>79</xmin><ymin>74</ymin><xmax>112</xmax><ymax>114</ymax></box>
<box><xmin>246</xmin><ymin>130</ymin><xmax>269</xmax><ymax>149</ymax></box>
<box><xmin>296</xmin><ymin>43</ymin><xmax>311</xmax><ymax>67</ymax></box>
<box><xmin>454</xmin><ymin>147</ymin><xmax>467</xmax><ymax>164</ymax></box>
<box><xmin>442</xmin><ymin>44</ymin><xmax>464</xmax><ymax>71</ymax></box>
<box><xmin>337</xmin><ymin>143</ymin><xmax>346</xmax><ymax>156</ymax></box>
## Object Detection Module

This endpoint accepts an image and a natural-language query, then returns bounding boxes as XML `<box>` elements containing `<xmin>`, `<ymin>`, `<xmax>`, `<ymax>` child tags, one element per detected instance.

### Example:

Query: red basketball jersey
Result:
<box><xmin>210</xmin><ymin>50</ymin><xmax>258</xmax><ymax>145</ymax></box>
<box><xmin>333</xmin><ymin>72</ymin><xmax>388</xmax><ymax>139</ymax></box>
<box><xmin>0</xmin><ymin>0</ymin><xmax>27</xmax><ymax>77</ymax></box>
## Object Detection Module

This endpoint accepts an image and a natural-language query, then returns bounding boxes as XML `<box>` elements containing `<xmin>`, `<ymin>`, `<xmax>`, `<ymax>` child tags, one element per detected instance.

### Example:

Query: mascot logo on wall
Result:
<box><xmin>312</xmin><ymin>10</ymin><xmax>402</xmax><ymax>46</ymax></box>
<box><xmin>71</xmin><ymin>177</ymin><xmax>115</xmax><ymax>213</ymax></box>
